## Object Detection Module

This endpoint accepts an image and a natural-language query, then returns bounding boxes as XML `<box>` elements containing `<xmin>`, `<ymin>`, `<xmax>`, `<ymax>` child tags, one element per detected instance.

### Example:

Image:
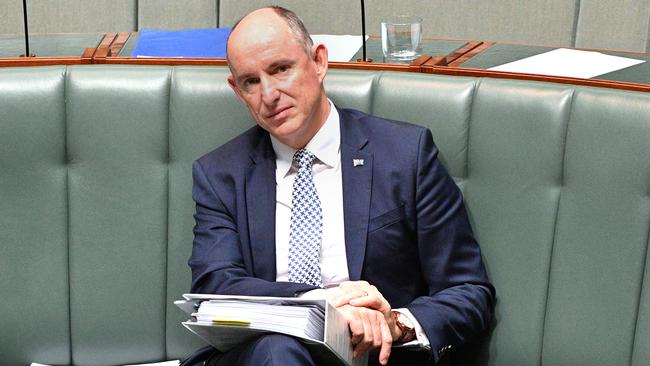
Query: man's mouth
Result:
<box><xmin>266</xmin><ymin>106</ymin><xmax>292</xmax><ymax>120</ymax></box>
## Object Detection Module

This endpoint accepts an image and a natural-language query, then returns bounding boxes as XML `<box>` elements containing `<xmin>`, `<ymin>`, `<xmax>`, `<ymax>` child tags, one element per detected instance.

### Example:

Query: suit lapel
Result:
<box><xmin>339</xmin><ymin>109</ymin><xmax>373</xmax><ymax>281</ymax></box>
<box><xmin>245</xmin><ymin>129</ymin><xmax>277</xmax><ymax>281</ymax></box>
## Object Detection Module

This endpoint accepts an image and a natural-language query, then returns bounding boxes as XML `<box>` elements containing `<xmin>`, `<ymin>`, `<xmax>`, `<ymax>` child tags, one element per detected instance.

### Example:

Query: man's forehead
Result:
<box><xmin>228</xmin><ymin>9</ymin><xmax>293</xmax><ymax>50</ymax></box>
<box><xmin>227</xmin><ymin>14</ymin><xmax>306</xmax><ymax>76</ymax></box>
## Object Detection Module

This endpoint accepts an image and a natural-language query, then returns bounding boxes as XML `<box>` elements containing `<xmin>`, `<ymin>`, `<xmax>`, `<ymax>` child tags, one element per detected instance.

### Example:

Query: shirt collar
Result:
<box><xmin>271</xmin><ymin>100</ymin><xmax>341</xmax><ymax>179</ymax></box>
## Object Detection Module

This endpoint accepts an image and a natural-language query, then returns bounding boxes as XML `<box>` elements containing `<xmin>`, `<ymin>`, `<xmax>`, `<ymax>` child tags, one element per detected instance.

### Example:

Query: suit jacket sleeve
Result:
<box><xmin>189</xmin><ymin>159</ymin><xmax>316</xmax><ymax>297</ymax></box>
<box><xmin>406</xmin><ymin>128</ymin><xmax>495</xmax><ymax>360</ymax></box>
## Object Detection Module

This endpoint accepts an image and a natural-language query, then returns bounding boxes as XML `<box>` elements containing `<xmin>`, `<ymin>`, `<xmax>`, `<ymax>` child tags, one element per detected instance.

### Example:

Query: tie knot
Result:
<box><xmin>293</xmin><ymin>149</ymin><xmax>316</xmax><ymax>169</ymax></box>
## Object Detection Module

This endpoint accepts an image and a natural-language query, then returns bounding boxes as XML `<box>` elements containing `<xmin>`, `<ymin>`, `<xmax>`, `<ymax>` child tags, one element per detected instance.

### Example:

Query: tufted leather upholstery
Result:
<box><xmin>1</xmin><ymin>65</ymin><xmax>649</xmax><ymax>366</ymax></box>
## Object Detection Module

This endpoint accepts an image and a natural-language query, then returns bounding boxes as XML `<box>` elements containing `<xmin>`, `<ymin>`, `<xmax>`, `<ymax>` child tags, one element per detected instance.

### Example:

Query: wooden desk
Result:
<box><xmin>0</xmin><ymin>32</ymin><xmax>104</xmax><ymax>66</ymax></box>
<box><xmin>95</xmin><ymin>32</ymin><xmax>470</xmax><ymax>73</ymax></box>
<box><xmin>447</xmin><ymin>42</ymin><xmax>650</xmax><ymax>92</ymax></box>
<box><xmin>0</xmin><ymin>31</ymin><xmax>648</xmax><ymax>93</ymax></box>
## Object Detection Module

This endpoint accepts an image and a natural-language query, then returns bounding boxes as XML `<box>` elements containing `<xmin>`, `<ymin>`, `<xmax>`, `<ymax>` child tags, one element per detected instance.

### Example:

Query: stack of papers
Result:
<box><xmin>193</xmin><ymin>299</ymin><xmax>325</xmax><ymax>340</ymax></box>
<box><xmin>176</xmin><ymin>294</ymin><xmax>366</xmax><ymax>366</ymax></box>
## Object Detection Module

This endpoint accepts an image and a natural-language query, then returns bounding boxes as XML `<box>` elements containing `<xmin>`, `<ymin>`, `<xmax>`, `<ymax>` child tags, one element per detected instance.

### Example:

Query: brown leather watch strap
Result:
<box><xmin>391</xmin><ymin>310</ymin><xmax>416</xmax><ymax>343</ymax></box>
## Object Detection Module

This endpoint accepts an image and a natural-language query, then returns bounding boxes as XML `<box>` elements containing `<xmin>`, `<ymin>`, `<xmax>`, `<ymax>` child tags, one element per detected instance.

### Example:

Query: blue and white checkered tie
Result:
<box><xmin>288</xmin><ymin>149</ymin><xmax>323</xmax><ymax>287</ymax></box>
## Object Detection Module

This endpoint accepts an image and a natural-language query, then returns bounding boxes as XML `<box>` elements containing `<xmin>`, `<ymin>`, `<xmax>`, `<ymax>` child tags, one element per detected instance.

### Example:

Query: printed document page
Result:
<box><xmin>176</xmin><ymin>294</ymin><xmax>366</xmax><ymax>366</ymax></box>
<box><xmin>489</xmin><ymin>48</ymin><xmax>645</xmax><ymax>79</ymax></box>
<box><xmin>311</xmin><ymin>35</ymin><xmax>368</xmax><ymax>62</ymax></box>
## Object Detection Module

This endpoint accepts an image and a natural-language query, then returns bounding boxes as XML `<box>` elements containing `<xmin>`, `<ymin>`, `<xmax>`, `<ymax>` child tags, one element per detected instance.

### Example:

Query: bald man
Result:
<box><xmin>186</xmin><ymin>6</ymin><xmax>494</xmax><ymax>366</ymax></box>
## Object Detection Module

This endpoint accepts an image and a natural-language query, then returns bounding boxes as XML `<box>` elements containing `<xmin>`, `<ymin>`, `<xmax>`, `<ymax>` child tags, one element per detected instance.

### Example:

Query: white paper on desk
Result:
<box><xmin>123</xmin><ymin>361</ymin><xmax>180</xmax><ymax>366</ymax></box>
<box><xmin>31</xmin><ymin>363</ymin><xmax>180</xmax><ymax>366</ymax></box>
<box><xmin>136</xmin><ymin>55</ymin><xmax>183</xmax><ymax>58</ymax></box>
<box><xmin>311</xmin><ymin>35</ymin><xmax>369</xmax><ymax>62</ymax></box>
<box><xmin>488</xmin><ymin>48</ymin><xmax>645</xmax><ymax>79</ymax></box>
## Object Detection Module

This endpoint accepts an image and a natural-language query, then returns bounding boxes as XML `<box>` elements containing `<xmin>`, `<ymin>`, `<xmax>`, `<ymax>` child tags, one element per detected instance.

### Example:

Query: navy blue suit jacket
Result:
<box><xmin>189</xmin><ymin>108</ymin><xmax>495</xmax><ymax>363</ymax></box>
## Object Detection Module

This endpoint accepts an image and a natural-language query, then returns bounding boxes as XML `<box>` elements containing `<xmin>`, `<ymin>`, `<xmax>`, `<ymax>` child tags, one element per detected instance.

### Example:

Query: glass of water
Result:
<box><xmin>381</xmin><ymin>16</ymin><xmax>422</xmax><ymax>62</ymax></box>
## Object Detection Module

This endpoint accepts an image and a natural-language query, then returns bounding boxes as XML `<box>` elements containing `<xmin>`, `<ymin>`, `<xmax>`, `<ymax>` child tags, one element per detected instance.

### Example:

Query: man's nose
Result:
<box><xmin>260</xmin><ymin>76</ymin><xmax>280</xmax><ymax>105</ymax></box>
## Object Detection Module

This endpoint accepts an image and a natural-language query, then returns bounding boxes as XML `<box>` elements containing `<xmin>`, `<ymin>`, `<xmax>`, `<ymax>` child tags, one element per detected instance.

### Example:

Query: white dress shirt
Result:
<box><xmin>270</xmin><ymin>102</ymin><xmax>429</xmax><ymax>348</ymax></box>
<box><xmin>272</xmin><ymin>102</ymin><xmax>349</xmax><ymax>286</ymax></box>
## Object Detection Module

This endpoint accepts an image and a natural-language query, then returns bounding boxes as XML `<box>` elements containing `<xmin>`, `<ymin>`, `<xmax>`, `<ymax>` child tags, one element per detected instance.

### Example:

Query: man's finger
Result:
<box><xmin>339</xmin><ymin>280</ymin><xmax>369</xmax><ymax>290</ymax></box>
<box><xmin>349</xmin><ymin>294</ymin><xmax>383</xmax><ymax>309</ymax></box>
<box><xmin>350</xmin><ymin>291</ymin><xmax>392</xmax><ymax>320</ymax></box>
<box><xmin>329</xmin><ymin>289</ymin><xmax>369</xmax><ymax>307</ymax></box>
<box><xmin>346</xmin><ymin>310</ymin><xmax>364</xmax><ymax>346</ymax></box>
<box><xmin>352</xmin><ymin>308</ymin><xmax>369</xmax><ymax>357</ymax></box>
<box><xmin>372</xmin><ymin>310</ymin><xmax>383</xmax><ymax>349</ymax></box>
<box><xmin>378</xmin><ymin>312</ymin><xmax>393</xmax><ymax>365</ymax></box>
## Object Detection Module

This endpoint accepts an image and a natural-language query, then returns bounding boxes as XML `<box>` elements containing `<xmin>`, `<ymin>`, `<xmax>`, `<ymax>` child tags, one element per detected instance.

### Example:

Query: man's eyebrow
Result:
<box><xmin>268</xmin><ymin>59</ymin><xmax>296</xmax><ymax>69</ymax></box>
<box><xmin>235</xmin><ymin>72</ymin><xmax>256</xmax><ymax>83</ymax></box>
<box><xmin>234</xmin><ymin>58</ymin><xmax>297</xmax><ymax>84</ymax></box>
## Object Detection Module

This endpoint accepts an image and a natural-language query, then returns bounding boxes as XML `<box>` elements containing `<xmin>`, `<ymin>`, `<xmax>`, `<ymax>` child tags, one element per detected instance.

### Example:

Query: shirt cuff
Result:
<box><xmin>393</xmin><ymin>308</ymin><xmax>431</xmax><ymax>349</ymax></box>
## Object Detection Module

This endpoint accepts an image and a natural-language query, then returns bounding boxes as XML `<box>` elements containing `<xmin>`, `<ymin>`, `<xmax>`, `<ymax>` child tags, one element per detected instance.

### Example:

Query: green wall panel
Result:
<box><xmin>28</xmin><ymin>0</ymin><xmax>136</xmax><ymax>33</ymax></box>
<box><xmin>139</xmin><ymin>0</ymin><xmax>218</xmax><ymax>30</ymax></box>
<box><xmin>219</xmin><ymin>0</ymin><xmax>361</xmax><ymax>34</ymax></box>
<box><xmin>575</xmin><ymin>0</ymin><xmax>650</xmax><ymax>52</ymax></box>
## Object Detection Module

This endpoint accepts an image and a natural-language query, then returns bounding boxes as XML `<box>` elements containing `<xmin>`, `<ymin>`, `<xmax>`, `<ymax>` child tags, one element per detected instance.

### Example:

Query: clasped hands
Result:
<box><xmin>327</xmin><ymin>281</ymin><xmax>402</xmax><ymax>365</ymax></box>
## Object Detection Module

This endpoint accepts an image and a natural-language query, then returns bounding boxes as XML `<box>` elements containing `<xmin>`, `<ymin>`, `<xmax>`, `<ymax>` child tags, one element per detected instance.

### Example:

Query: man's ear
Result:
<box><xmin>312</xmin><ymin>43</ymin><xmax>329</xmax><ymax>83</ymax></box>
<box><xmin>227</xmin><ymin>74</ymin><xmax>245</xmax><ymax>103</ymax></box>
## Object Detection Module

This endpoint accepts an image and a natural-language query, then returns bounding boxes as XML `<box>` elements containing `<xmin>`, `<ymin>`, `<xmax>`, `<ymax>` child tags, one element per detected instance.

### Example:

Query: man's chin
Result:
<box><xmin>270</xmin><ymin>126</ymin><xmax>310</xmax><ymax>148</ymax></box>
<box><xmin>267</xmin><ymin>117</ymin><xmax>299</xmax><ymax>135</ymax></box>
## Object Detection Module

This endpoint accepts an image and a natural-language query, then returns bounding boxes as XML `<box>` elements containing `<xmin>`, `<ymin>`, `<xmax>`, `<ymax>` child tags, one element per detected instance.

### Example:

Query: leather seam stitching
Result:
<box><xmin>64</xmin><ymin>65</ymin><xmax>74</xmax><ymax>365</ymax></box>
<box><xmin>465</xmin><ymin>78</ymin><xmax>480</xmax><ymax>181</ymax></box>
<box><xmin>163</xmin><ymin>67</ymin><xmax>173</xmax><ymax>359</ymax></box>
<box><xmin>539</xmin><ymin>86</ymin><xmax>576</xmax><ymax>365</ymax></box>
<box><xmin>628</xmin><ymin>200</ymin><xmax>650</xmax><ymax>365</ymax></box>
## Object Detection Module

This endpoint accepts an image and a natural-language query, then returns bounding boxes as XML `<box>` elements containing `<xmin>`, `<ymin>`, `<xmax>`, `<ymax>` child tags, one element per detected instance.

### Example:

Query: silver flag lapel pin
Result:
<box><xmin>353</xmin><ymin>159</ymin><xmax>364</xmax><ymax>167</ymax></box>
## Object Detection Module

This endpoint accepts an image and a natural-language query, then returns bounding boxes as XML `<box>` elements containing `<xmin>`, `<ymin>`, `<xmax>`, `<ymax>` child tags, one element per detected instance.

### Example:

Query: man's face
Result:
<box><xmin>227</xmin><ymin>11</ymin><xmax>329</xmax><ymax>149</ymax></box>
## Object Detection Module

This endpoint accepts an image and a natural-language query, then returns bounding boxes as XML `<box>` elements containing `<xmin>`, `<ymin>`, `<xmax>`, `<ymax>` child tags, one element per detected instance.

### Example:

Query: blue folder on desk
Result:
<box><xmin>131</xmin><ymin>28</ymin><xmax>231</xmax><ymax>58</ymax></box>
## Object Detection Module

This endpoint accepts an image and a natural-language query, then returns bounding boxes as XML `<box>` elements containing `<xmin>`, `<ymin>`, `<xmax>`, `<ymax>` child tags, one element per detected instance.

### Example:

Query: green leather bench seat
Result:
<box><xmin>0</xmin><ymin>65</ymin><xmax>648</xmax><ymax>366</ymax></box>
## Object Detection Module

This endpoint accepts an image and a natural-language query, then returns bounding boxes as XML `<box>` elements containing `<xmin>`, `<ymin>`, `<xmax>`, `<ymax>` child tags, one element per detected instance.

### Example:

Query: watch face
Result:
<box><xmin>397</xmin><ymin>312</ymin><xmax>414</xmax><ymax>329</ymax></box>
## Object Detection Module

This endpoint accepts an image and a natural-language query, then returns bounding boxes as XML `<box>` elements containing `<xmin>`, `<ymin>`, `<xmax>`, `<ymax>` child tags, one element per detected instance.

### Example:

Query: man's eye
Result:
<box><xmin>277</xmin><ymin>65</ymin><xmax>290</xmax><ymax>73</ymax></box>
<box><xmin>243</xmin><ymin>78</ymin><xmax>259</xmax><ymax>87</ymax></box>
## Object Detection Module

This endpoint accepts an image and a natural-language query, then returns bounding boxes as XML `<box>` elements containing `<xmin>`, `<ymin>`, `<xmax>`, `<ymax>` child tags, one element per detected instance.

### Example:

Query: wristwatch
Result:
<box><xmin>391</xmin><ymin>310</ymin><xmax>416</xmax><ymax>343</ymax></box>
